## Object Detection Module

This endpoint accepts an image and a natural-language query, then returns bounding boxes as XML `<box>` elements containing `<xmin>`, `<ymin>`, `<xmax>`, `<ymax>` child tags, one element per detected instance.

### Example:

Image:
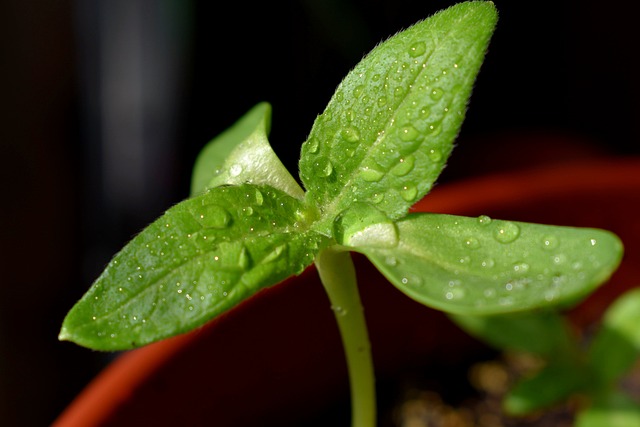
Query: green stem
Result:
<box><xmin>315</xmin><ymin>248</ymin><xmax>376</xmax><ymax>427</ymax></box>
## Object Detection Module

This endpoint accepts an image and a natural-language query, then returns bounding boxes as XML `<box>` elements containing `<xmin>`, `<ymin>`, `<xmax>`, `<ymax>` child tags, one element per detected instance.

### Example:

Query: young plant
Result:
<box><xmin>59</xmin><ymin>2</ymin><xmax>623</xmax><ymax>426</ymax></box>
<box><xmin>452</xmin><ymin>288</ymin><xmax>640</xmax><ymax>427</ymax></box>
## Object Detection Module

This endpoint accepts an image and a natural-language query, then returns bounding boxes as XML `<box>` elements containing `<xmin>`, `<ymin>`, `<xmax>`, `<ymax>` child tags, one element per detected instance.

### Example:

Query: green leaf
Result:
<box><xmin>450</xmin><ymin>310</ymin><xmax>576</xmax><ymax>359</ymax></box>
<box><xmin>356</xmin><ymin>213</ymin><xmax>623</xmax><ymax>315</ymax></box>
<box><xmin>190</xmin><ymin>102</ymin><xmax>304</xmax><ymax>199</ymax></box>
<box><xmin>588</xmin><ymin>288</ymin><xmax>640</xmax><ymax>385</ymax></box>
<box><xmin>59</xmin><ymin>184</ymin><xmax>327</xmax><ymax>350</ymax></box>
<box><xmin>300</xmin><ymin>2</ymin><xmax>497</xmax><ymax>234</ymax></box>
<box><xmin>576</xmin><ymin>392</ymin><xmax>640</xmax><ymax>427</ymax></box>
<box><xmin>503</xmin><ymin>363</ymin><xmax>587</xmax><ymax>415</ymax></box>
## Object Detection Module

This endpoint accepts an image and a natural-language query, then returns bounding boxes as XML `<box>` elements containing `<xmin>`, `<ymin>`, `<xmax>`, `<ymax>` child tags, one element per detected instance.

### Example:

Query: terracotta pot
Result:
<box><xmin>53</xmin><ymin>157</ymin><xmax>640</xmax><ymax>427</ymax></box>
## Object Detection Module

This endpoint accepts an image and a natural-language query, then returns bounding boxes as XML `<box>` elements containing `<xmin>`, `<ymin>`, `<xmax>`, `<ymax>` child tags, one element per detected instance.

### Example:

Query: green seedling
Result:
<box><xmin>452</xmin><ymin>288</ymin><xmax>640</xmax><ymax>427</ymax></box>
<box><xmin>59</xmin><ymin>2</ymin><xmax>623</xmax><ymax>426</ymax></box>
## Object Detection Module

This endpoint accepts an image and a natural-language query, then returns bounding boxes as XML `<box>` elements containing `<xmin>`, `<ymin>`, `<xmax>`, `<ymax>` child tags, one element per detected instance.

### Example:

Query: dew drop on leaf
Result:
<box><xmin>464</xmin><ymin>237</ymin><xmax>480</xmax><ymax>249</ymax></box>
<box><xmin>359</xmin><ymin>166</ymin><xmax>385</xmax><ymax>182</ymax></box>
<box><xmin>513</xmin><ymin>262</ymin><xmax>530</xmax><ymax>274</ymax></box>
<box><xmin>481</xmin><ymin>258</ymin><xmax>495</xmax><ymax>268</ymax></box>
<box><xmin>430</xmin><ymin>87</ymin><xmax>444</xmax><ymax>101</ymax></box>
<box><xmin>477</xmin><ymin>215</ymin><xmax>492</xmax><ymax>226</ymax></box>
<box><xmin>262</xmin><ymin>244</ymin><xmax>286</xmax><ymax>263</ymax></box>
<box><xmin>445</xmin><ymin>288</ymin><xmax>465</xmax><ymax>300</ymax></box>
<box><xmin>400</xmin><ymin>185</ymin><xmax>418</xmax><ymax>202</ymax></box>
<box><xmin>371</xmin><ymin>193</ymin><xmax>384</xmax><ymax>204</ymax></box>
<box><xmin>198</xmin><ymin>205</ymin><xmax>232</xmax><ymax>229</ymax></box>
<box><xmin>494</xmin><ymin>221</ymin><xmax>520</xmax><ymax>243</ymax></box>
<box><xmin>408</xmin><ymin>41</ymin><xmax>427</xmax><ymax>57</ymax></box>
<box><xmin>331</xmin><ymin>305</ymin><xmax>348</xmax><ymax>316</ymax></box>
<box><xmin>427</xmin><ymin>148</ymin><xmax>442</xmax><ymax>162</ymax></box>
<box><xmin>542</xmin><ymin>235</ymin><xmax>559</xmax><ymax>250</ymax></box>
<box><xmin>315</xmin><ymin>157</ymin><xmax>333</xmax><ymax>177</ymax></box>
<box><xmin>428</xmin><ymin>123</ymin><xmax>442</xmax><ymax>136</ymax></box>
<box><xmin>341</xmin><ymin>126</ymin><xmax>360</xmax><ymax>143</ymax></box>
<box><xmin>399</xmin><ymin>125</ymin><xmax>419</xmax><ymax>142</ymax></box>
<box><xmin>229</xmin><ymin>164</ymin><xmax>243</xmax><ymax>177</ymax></box>
<box><xmin>391</xmin><ymin>155</ymin><xmax>415</xmax><ymax>176</ymax></box>
<box><xmin>238</xmin><ymin>245</ymin><xmax>251</xmax><ymax>269</ymax></box>
<box><xmin>306</xmin><ymin>138</ymin><xmax>320</xmax><ymax>154</ymax></box>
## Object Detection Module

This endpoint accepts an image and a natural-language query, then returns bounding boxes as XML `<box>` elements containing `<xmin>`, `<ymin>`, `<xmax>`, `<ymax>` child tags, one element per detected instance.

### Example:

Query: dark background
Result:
<box><xmin>1</xmin><ymin>1</ymin><xmax>638</xmax><ymax>425</ymax></box>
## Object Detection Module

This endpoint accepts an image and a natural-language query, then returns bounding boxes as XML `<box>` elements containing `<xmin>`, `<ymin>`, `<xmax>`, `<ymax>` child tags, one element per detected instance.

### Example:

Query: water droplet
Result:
<box><xmin>372</xmin><ymin>74</ymin><xmax>381</xmax><ymax>81</ymax></box>
<box><xmin>399</xmin><ymin>125</ymin><xmax>419</xmax><ymax>142</ymax></box>
<box><xmin>445</xmin><ymin>288</ymin><xmax>465</xmax><ymax>300</ymax></box>
<box><xmin>464</xmin><ymin>237</ymin><xmax>480</xmax><ymax>249</ymax></box>
<box><xmin>427</xmin><ymin>123</ymin><xmax>442</xmax><ymax>136</ymax></box>
<box><xmin>315</xmin><ymin>157</ymin><xmax>333</xmax><ymax>177</ymax></box>
<box><xmin>331</xmin><ymin>305</ymin><xmax>348</xmax><ymax>316</ymax></box>
<box><xmin>408</xmin><ymin>41</ymin><xmax>427</xmax><ymax>57</ymax></box>
<box><xmin>430</xmin><ymin>87</ymin><xmax>443</xmax><ymax>100</ymax></box>
<box><xmin>243</xmin><ymin>206</ymin><xmax>254</xmax><ymax>216</ymax></box>
<box><xmin>229</xmin><ymin>164</ymin><xmax>243</xmax><ymax>177</ymax></box>
<box><xmin>353</xmin><ymin>85</ymin><xmax>364</xmax><ymax>98</ymax></box>
<box><xmin>483</xmin><ymin>288</ymin><xmax>496</xmax><ymax>298</ymax></box>
<box><xmin>427</xmin><ymin>148</ymin><xmax>442</xmax><ymax>162</ymax></box>
<box><xmin>345</xmin><ymin>109</ymin><xmax>354</xmax><ymax>122</ymax></box>
<box><xmin>542</xmin><ymin>235</ymin><xmax>559</xmax><ymax>250</ymax></box>
<box><xmin>306</xmin><ymin>138</ymin><xmax>320</xmax><ymax>153</ymax></box>
<box><xmin>359</xmin><ymin>166</ymin><xmax>385</xmax><ymax>182</ymax></box>
<box><xmin>513</xmin><ymin>262</ymin><xmax>530</xmax><ymax>274</ymax></box>
<box><xmin>494</xmin><ymin>222</ymin><xmax>520</xmax><ymax>243</ymax></box>
<box><xmin>377</xmin><ymin>96</ymin><xmax>387</xmax><ymax>107</ymax></box>
<box><xmin>263</xmin><ymin>244</ymin><xmax>286</xmax><ymax>263</ymax></box>
<box><xmin>481</xmin><ymin>258</ymin><xmax>495</xmax><ymax>268</ymax></box>
<box><xmin>420</xmin><ymin>107</ymin><xmax>431</xmax><ymax>118</ymax></box>
<box><xmin>198</xmin><ymin>205</ymin><xmax>232</xmax><ymax>229</ymax></box>
<box><xmin>254</xmin><ymin>189</ymin><xmax>264</xmax><ymax>206</ymax></box>
<box><xmin>552</xmin><ymin>254</ymin><xmax>567</xmax><ymax>265</ymax></box>
<box><xmin>341</xmin><ymin>127</ymin><xmax>360</xmax><ymax>143</ymax></box>
<box><xmin>394</xmin><ymin>86</ymin><xmax>405</xmax><ymax>97</ymax></box>
<box><xmin>400</xmin><ymin>185</ymin><xmax>418</xmax><ymax>202</ymax></box>
<box><xmin>238</xmin><ymin>245</ymin><xmax>251</xmax><ymax>269</ymax></box>
<box><xmin>477</xmin><ymin>215</ymin><xmax>492</xmax><ymax>225</ymax></box>
<box><xmin>333</xmin><ymin>203</ymin><xmax>399</xmax><ymax>248</ymax></box>
<box><xmin>391</xmin><ymin>155</ymin><xmax>415</xmax><ymax>176</ymax></box>
<box><xmin>371</xmin><ymin>193</ymin><xmax>384</xmax><ymax>204</ymax></box>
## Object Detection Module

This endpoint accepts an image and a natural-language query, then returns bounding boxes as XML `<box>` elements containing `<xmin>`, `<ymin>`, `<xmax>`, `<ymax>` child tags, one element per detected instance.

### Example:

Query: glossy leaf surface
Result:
<box><xmin>300</xmin><ymin>2</ymin><xmax>497</xmax><ymax>234</ymax></box>
<box><xmin>60</xmin><ymin>184</ymin><xmax>326</xmax><ymax>350</ymax></box>
<box><xmin>358</xmin><ymin>213</ymin><xmax>623</xmax><ymax>315</ymax></box>
<box><xmin>190</xmin><ymin>102</ymin><xmax>303</xmax><ymax>199</ymax></box>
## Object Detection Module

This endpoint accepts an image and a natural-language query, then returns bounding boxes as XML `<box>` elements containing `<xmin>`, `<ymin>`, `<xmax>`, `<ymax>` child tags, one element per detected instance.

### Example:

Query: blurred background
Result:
<box><xmin>1</xmin><ymin>0</ymin><xmax>638</xmax><ymax>425</ymax></box>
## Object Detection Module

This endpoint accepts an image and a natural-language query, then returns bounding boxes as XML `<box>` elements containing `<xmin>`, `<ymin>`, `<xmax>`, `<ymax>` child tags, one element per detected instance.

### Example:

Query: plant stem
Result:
<box><xmin>315</xmin><ymin>248</ymin><xmax>376</xmax><ymax>427</ymax></box>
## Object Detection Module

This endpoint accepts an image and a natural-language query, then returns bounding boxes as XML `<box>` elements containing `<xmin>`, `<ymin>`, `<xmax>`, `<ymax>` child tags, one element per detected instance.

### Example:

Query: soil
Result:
<box><xmin>386</xmin><ymin>352</ymin><xmax>640</xmax><ymax>427</ymax></box>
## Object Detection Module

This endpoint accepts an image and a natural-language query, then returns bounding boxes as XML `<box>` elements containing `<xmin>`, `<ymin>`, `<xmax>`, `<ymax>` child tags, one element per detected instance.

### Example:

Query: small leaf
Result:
<box><xmin>588</xmin><ymin>288</ymin><xmax>640</xmax><ymax>385</ymax></box>
<box><xmin>59</xmin><ymin>184</ymin><xmax>327</xmax><ymax>350</ymax></box>
<box><xmin>300</xmin><ymin>2</ymin><xmax>498</xmax><ymax>234</ymax></box>
<box><xmin>451</xmin><ymin>310</ymin><xmax>576</xmax><ymax>359</ymax></box>
<box><xmin>190</xmin><ymin>102</ymin><xmax>304</xmax><ymax>199</ymax></box>
<box><xmin>503</xmin><ymin>363</ymin><xmax>587</xmax><ymax>415</ymax></box>
<box><xmin>356</xmin><ymin>213</ymin><xmax>623</xmax><ymax>315</ymax></box>
<box><xmin>576</xmin><ymin>392</ymin><xmax>640</xmax><ymax>427</ymax></box>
